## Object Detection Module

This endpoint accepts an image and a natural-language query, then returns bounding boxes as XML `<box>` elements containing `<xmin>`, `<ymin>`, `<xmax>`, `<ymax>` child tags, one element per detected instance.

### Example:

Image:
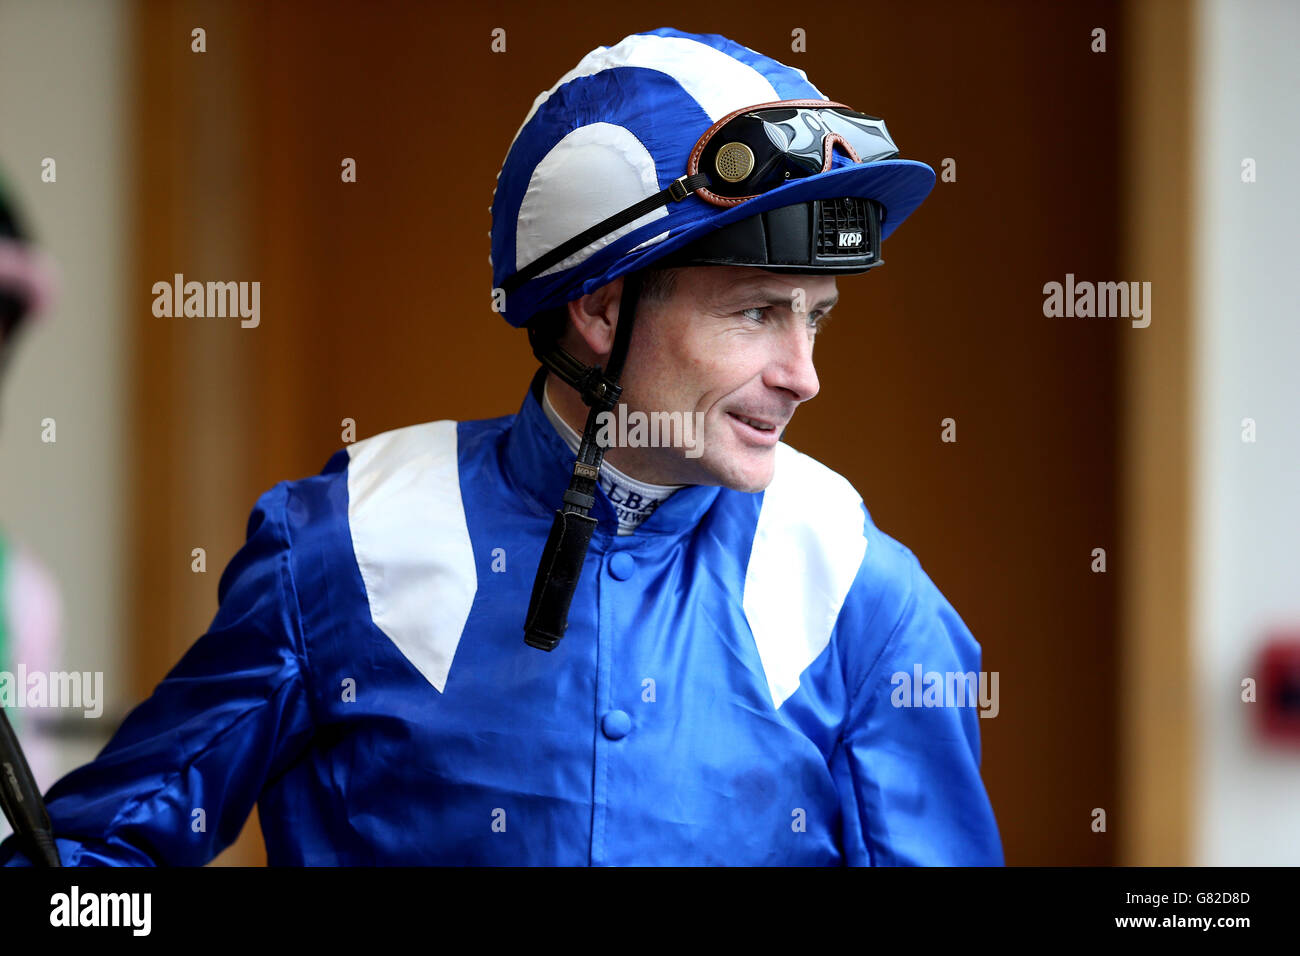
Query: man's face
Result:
<box><xmin>612</xmin><ymin>266</ymin><xmax>837</xmax><ymax>492</ymax></box>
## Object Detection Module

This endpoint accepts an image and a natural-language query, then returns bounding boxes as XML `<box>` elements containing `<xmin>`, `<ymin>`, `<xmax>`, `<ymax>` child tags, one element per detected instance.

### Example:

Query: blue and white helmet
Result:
<box><xmin>490</xmin><ymin>27</ymin><xmax>936</xmax><ymax>328</ymax></box>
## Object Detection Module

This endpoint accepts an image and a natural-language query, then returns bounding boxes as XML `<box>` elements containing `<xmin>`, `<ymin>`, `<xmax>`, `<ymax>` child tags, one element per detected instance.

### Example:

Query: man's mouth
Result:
<box><xmin>726</xmin><ymin>411</ymin><xmax>783</xmax><ymax>444</ymax></box>
<box><xmin>729</xmin><ymin>413</ymin><xmax>777</xmax><ymax>431</ymax></box>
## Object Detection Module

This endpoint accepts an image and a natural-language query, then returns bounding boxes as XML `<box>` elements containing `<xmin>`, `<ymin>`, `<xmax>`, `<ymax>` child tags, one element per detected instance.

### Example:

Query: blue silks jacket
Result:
<box><xmin>1</xmin><ymin>375</ymin><xmax>1003</xmax><ymax>866</ymax></box>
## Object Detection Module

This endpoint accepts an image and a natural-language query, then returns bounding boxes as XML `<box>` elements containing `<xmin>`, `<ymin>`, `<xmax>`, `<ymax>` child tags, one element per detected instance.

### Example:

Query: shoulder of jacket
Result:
<box><xmin>339</xmin><ymin>413</ymin><xmax>515</xmax><ymax>481</ymax></box>
<box><xmin>243</xmin><ymin>417</ymin><xmax>493</xmax><ymax>548</ymax></box>
<box><xmin>743</xmin><ymin>443</ymin><xmax>869</xmax><ymax>710</ymax></box>
<box><xmin>769</xmin><ymin>441</ymin><xmax>861</xmax><ymax>505</ymax></box>
<box><xmin>750</xmin><ymin>444</ymin><xmax>925</xmax><ymax>687</ymax></box>
<box><xmin>765</xmin><ymin>442</ymin><xmax>919</xmax><ymax>577</ymax></box>
<box><xmin>336</xmin><ymin>417</ymin><xmax>488</xmax><ymax>694</ymax></box>
<box><xmin>344</xmin><ymin>418</ymin><xmax>459</xmax><ymax>470</ymax></box>
<box><xmin>760</xmin><ymin>442</ymin><xmax>866</xmax><ymax>545</ymax></box>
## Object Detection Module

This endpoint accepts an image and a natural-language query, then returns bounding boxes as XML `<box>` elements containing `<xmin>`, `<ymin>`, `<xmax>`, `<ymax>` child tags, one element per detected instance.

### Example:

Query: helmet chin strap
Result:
<box><xmin>523</xmin><ymin>271</ymin><xmax>644</xmax><ymax>651</ymax></box>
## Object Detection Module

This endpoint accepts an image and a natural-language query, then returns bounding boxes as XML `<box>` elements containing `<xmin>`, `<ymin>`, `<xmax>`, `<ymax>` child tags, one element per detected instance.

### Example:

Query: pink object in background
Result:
<box><xmin>0</xmin><ymin>539</ymin><xmax>64</xmax><ymax>842</ymax></box>
<box><xmin>0</xmin><ymin>238</ymin><xmax>59</xmax><ymax>319</ymax></box>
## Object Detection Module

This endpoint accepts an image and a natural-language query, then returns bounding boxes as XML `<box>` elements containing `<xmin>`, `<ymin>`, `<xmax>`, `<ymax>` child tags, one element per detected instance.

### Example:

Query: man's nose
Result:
<box><xmin>765</xmin><ymin>321</ymin><xmax>820</xmax><ymax>403</ymax></box>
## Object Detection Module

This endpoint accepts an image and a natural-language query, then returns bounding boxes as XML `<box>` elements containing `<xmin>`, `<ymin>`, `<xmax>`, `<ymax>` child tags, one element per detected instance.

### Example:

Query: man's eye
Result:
<box><xmin>740</xmin><ymin>306</ymin><xmax>767</xmax><ymax>322</ymax></box>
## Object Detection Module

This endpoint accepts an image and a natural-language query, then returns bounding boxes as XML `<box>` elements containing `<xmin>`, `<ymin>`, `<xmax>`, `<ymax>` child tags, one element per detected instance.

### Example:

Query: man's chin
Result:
<box><xmin>700</xmin><ymin>448</ymin><xmax>777</xmax><ymax>494</ymax></box>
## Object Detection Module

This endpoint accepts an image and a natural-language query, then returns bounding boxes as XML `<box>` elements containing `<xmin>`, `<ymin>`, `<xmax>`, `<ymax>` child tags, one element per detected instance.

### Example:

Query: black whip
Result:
<box><xmin>0</xmin><ymin>707</ymin><xmax>61</xmax><ymax>866</ymax></box>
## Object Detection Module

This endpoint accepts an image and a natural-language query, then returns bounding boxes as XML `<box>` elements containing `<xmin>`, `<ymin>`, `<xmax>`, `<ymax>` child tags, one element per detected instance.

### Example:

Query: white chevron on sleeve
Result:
<box><xmin>743</xmin><ymin>442</ymin><xmax>867</xmax><ymax>710</ymax></box>
<box><xmin>346</xmin><ymin>420</ymin><xmax>476</xmax><ymax>693</ymax></box>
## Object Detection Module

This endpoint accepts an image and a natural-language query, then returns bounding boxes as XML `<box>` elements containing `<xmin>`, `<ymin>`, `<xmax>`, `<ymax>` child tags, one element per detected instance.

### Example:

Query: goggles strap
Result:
<box><xmin>524</xmin><ymin>271</ymin><xmax>644</xmax><ymax>651</ymax></box>
<box><xmin>503</xmin><ymin>174</ymin><xmax>709</xmax><ymax>295</ymax></box>
<box><xmin>527</xmin><ymin>327</ymin><xmax>622</xmax><ymax>410</ymax></box>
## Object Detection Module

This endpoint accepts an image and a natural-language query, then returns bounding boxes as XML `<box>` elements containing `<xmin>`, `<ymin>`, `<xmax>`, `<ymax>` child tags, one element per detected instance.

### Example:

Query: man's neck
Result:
<box><xmin>541</xmin><ymin>374</ymin><xmax>671</xmax><ymax>483</ymax></box>
<box><xmin>540</xmin><ymin>376</ymin><xmax>685</xmax><ymax>536</ymax></box>
<box><xmin>543</xmin><ymin>373</ymin><xmax>599</xmax><ymax>457</ymax></box>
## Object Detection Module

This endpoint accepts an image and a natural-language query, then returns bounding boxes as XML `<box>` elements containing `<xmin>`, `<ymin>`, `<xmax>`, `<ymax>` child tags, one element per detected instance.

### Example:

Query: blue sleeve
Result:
<box><xmin>0</xmin><ymin>483</ymin><xmax>316</xmax><ymax>866</ymax></box>
<box><xmin>836</xmin><ymin>533</ymin><xmax>1004</xmax><ymax>866</ymax></box>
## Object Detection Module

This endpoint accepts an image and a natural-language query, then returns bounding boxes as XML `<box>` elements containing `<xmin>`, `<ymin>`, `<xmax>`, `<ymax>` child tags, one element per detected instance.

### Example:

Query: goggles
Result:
<box><xmin>502</xmin><ymin>98</ymin><xmax>898</xmax><ymax>295</ymax></box>
<box><xmin>689</xmin><ymin>100</ymin><xmax>900</xmax><ymax>206</ymax></box>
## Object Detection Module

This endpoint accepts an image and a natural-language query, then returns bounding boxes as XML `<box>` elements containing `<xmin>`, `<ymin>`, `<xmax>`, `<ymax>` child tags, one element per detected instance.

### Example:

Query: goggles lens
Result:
<box><xmin>691</xmin><ymin>101</ymin><xmax>899</xmax><ymax>203</ymax></box>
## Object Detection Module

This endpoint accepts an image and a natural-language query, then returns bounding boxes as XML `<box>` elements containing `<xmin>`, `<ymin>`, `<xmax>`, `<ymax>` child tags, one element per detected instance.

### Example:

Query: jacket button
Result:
<box><xmin>602</xmin><ymin>709</ymin><xmax>632</xmax><ymax>740</ymax></box>
<box><xmin>608</xmin><ymin>552</ymin><xmax>635</xmax><ymax>580</ymax></box>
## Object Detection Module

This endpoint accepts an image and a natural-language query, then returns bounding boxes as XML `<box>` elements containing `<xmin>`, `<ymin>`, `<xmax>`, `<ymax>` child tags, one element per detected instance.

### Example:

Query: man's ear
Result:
<box><xmin>563</xmin><ymin>276</ymin><xmax>624</xmax><ymax>362</ymax></box>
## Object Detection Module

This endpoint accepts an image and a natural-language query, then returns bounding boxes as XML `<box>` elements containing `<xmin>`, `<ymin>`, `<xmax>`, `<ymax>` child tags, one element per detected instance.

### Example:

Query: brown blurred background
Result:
<box><xmin>11</xmin><ymin>0</ymin><xmax>1271</xmax><ymax>866</ymax></box>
